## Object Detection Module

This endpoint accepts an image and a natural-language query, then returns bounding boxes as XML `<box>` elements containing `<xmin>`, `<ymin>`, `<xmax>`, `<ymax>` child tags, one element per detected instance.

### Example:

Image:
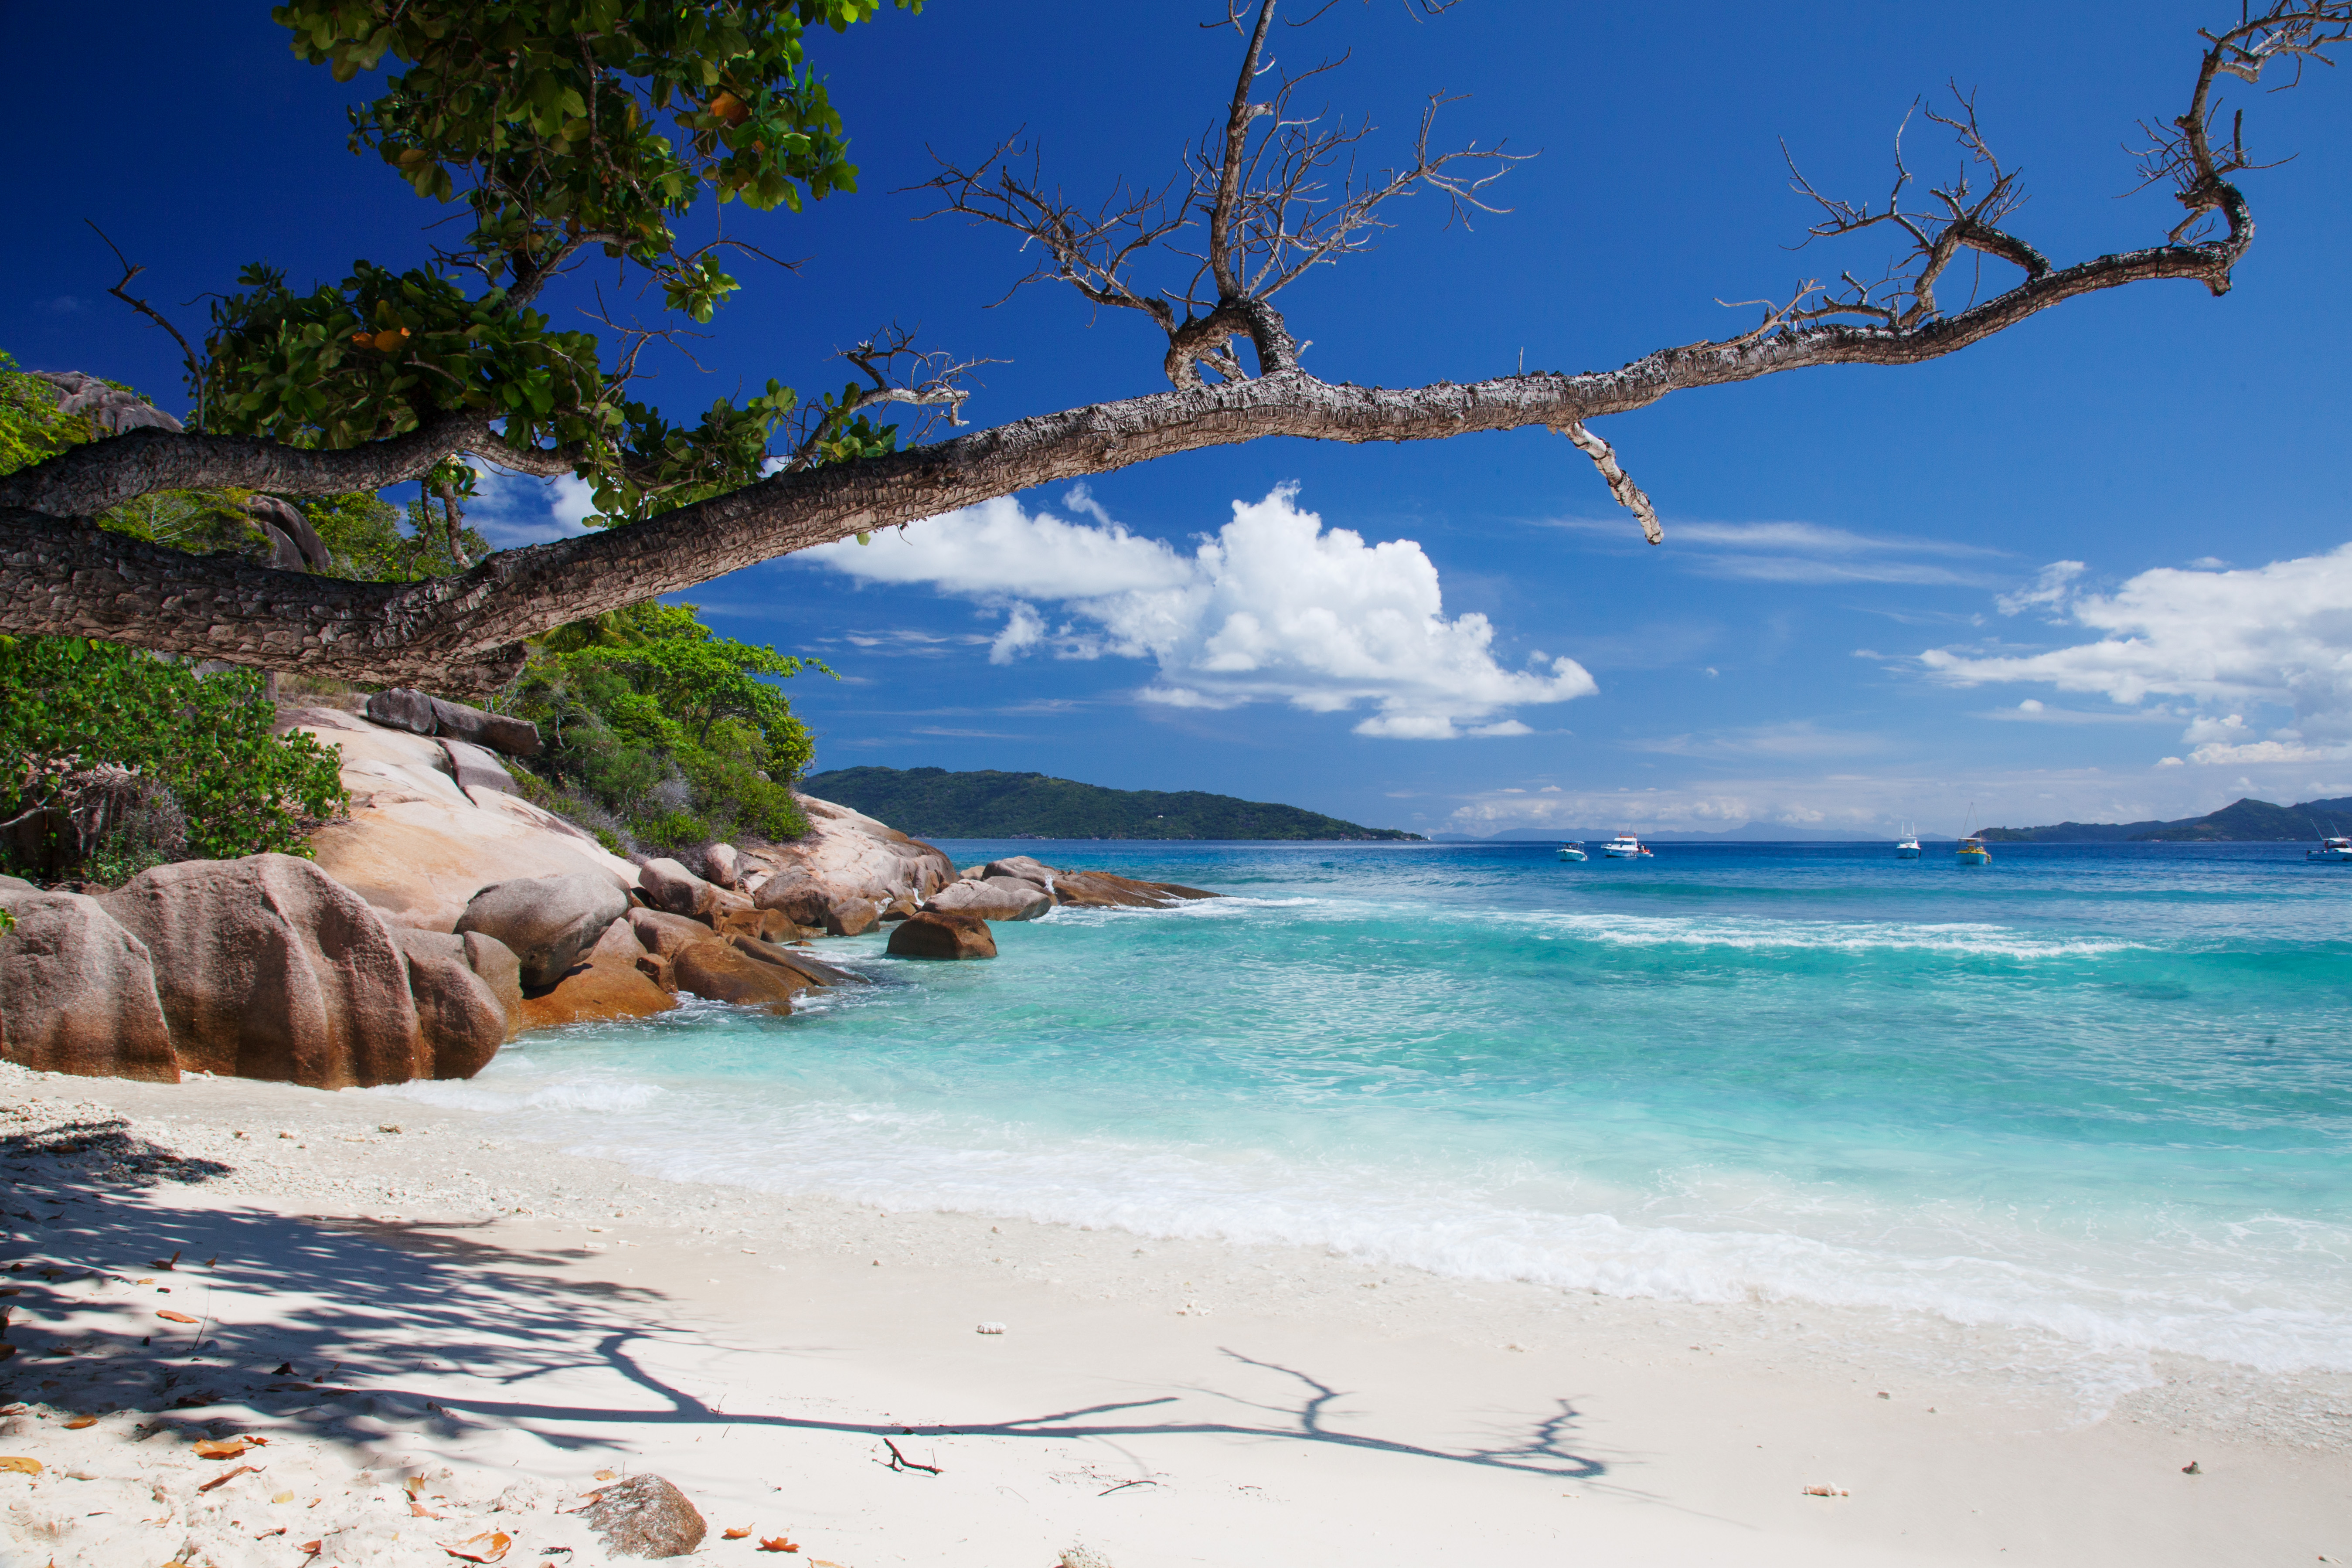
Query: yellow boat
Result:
<box><xmin>1956</xmin><ymin>836</ymin><xmax>1991</xmax><ymax>865</ymax></box>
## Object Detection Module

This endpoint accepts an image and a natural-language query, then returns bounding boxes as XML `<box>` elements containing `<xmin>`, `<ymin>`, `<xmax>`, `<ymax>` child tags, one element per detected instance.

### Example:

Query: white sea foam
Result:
<box><xmin>410</xmin><ymin>1065</ymin><xmax>2352</xmax><ymax>1384</ymax></box>
<box><xmin>1510</xmin><ymin>910</ymin><xmax>2135</xmax><ymax>959</ymax></box>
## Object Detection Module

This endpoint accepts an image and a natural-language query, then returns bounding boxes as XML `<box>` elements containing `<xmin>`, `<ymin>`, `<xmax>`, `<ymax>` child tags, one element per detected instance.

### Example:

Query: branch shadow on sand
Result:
<box><xmin>0</xmin><ymin>1125</ymin><xmax>1608</xmax><ymax>1483</ymax></box>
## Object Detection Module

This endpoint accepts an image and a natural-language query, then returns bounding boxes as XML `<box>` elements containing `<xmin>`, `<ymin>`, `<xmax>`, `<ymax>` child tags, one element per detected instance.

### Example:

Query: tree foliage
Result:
<box><xmin>507</xmin><ymin>600</ymin><xmax>826</xmax><ymax>852</ymax></box>
<box><xmin>0</xmin><ymin>636</ymin><xmax>347</xmax><ymax>875</ymax></box>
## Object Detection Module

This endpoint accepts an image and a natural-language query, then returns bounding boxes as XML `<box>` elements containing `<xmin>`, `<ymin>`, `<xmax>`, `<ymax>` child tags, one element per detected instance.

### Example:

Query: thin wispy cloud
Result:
<box><xmin>1542</xmin><ymin>515</ymin><xmax>2007</xmax><ymax>586</ymax></box>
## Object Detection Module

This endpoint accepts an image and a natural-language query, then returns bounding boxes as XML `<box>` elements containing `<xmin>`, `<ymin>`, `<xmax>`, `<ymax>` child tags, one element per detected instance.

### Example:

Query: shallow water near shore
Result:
<box><xmin>393</xmin><ymin>839</ymin><xmax>2352</xmax><ymax>1402</ymax></box>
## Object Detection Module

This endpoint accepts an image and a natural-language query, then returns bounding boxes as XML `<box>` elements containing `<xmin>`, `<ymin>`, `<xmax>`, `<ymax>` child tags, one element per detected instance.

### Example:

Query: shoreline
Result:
<box><xmin>3</xmin><ymin>1061</ymin><xmax>2347</xmax><ymax>1567</ymax></box>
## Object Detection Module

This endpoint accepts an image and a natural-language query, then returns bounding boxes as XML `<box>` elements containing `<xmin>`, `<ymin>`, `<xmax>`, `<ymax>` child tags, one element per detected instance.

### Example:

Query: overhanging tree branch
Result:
<box><xmin>3</xmin><ymin>2</ymin><xmax>2345</xmax><ymax>689</ymax></box>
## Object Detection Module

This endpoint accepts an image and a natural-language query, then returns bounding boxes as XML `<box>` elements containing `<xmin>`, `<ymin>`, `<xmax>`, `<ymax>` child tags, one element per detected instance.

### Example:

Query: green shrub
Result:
<box><xmin>0</xmin><ymin>636</ymin><xmax>347</xmax><ymax>878</ymax></box>
<box><xmin>505</xmin><ymin>600</ymin><xmax>824</xmax><ymax>854</ymax></box>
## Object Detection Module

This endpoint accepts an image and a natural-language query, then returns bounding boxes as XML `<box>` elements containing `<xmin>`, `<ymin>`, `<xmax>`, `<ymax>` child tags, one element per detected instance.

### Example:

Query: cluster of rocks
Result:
<box><xmin>0</xmin><ymin>701</ymin><xmax>1219</xmax><ymax>1090</ymax></box>
<box><xmin>0</xmin><ymin>854</ymin><xmax>516</xmax><ymax>1089</ymax></box>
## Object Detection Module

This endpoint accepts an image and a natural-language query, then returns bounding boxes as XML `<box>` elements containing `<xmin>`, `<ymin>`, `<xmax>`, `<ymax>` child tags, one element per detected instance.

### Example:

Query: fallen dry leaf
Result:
<box><xmin>299</xmin><ymin>1540</ymin><xmax>323</xmax><ymax>1556</ymax></box>
<box><xmin>593</xmin><ymin>1469</ymin><xmax>617</xmax><ymax>1481</ymax></box>
<box><xmin>1802</xmin><ymin>1484</ymin><xmax>1850</xmax><ymax>1497</ymax></box>
<box><xmin>150</xmin><ymin>1250</ymin><xmax>181</xmax><ymax>1270</ymax></box>
<box><xmin>199</xmin><ymin>1463</ymin><xmax>262</xmax><ymax>1493</ymax></box>
<box><xmin>412</xmin><ymin>1501</ymin><xmax>444</xmax><ymax>1518</ymax></box>
<box><xmin>757</xmin><ymin>1538</ymin><xmax>800</xmax><ymax>1554</ymax></box>
<box><xmin>272</xmin><ymin>1491</ymin><xmax>296</xmax><ymax>1504</ymax></box>
<box><xmin>63</xmin><ymin>1416</ymin><xmax>97</xmax><ymax>1430</ymax></box>
<box><xmin>0</xmin><ymin>1457</ymin><xmax>41</xmax><ymax>1476</ymax></box>
<box><xmin>255</xmin><ymin>1525</ymin><xmax>287</xmax><ymax>1539</ymax></box>
<box><xmin>724</xmin><ymin>1527</ymin><xmax>754</xmax><ymax>1540</ymax></box>
<box><xmin>193</xmin><ymin>1437</ymin><xmax>252</xmax><ymax>1459</ymax></box>
<box><xmin>405</xmin><ymin>1475</ymin><xmax>426</xmax><ymax>1496</ymax></box>
<box><xmin>157</xmin><ymin>1310</ymin><xmax>198</xmax><ymax>1325</ymax></box>
<box><xmin>438</xmin><ymin>1528</ymin><xmax>513</xmax><ymax>1562</ymax></box>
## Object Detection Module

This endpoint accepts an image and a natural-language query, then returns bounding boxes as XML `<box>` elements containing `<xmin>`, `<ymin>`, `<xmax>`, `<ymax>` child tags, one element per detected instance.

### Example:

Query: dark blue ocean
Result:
<box><xmin>398</xmin><ymin>840</ymin><xmax>2352</xmax><ymax>1376</ymax></box>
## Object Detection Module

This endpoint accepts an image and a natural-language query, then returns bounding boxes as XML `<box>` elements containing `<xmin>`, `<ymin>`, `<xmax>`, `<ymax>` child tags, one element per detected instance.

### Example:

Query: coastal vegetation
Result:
<box><xmin>504</xmin><ymin>601</ymin><xmax>825</xmax><ymax>855</ymax></box>
<box><xmin>800</xmin><ymin>765</ymin><xmax>1423</xmax><ymax>841</ymax></box>
<box><xmin>5</xmin><ymin>5</ymin><xmax>2344</xmax><ymax>690</ymax></box>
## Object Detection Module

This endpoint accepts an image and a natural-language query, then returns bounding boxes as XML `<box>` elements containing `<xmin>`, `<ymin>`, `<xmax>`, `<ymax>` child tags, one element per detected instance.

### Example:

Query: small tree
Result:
<box><xmin>1</xmin><ymin>3</ymin><xmax>2346</xmax><ymax>689</ymax></box>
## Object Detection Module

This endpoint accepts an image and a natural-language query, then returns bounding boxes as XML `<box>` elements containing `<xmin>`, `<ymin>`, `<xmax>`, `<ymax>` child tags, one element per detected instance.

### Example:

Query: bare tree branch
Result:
<box><xmin>781</xmin><ymin>326</ymin><xmax>1002</xmax><ymax>474</ymax></box>
<box><xmin>922</xmin><ymin>0</ymin><xmax>1522</xmax><ymax>388</ymax></box>
<box><xmin>85</xmin><ymin>223</ymin><xmax>208</xmax><ymax>431</ymax></box>
<box><xmin>1560</xmin><ymin>422</ymin><xmax>1661</xmax><ymax>545</ymax></box>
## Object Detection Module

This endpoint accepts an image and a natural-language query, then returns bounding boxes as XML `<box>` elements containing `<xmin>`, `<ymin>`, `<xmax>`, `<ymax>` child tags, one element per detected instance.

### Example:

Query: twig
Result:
<box><xmin>882</xmin><ymin>1438</ymin><xmax>940</xmax><ymax>1474</ymax></box>
<box><xmin>1098</xmin><ymin>1478</ymin><xmax>1160</xmax><ymax>1496</ymax></box>
<box><xmin>85</xmin><ymin>221</ymin><xmax>207</xmax><ymax>431</ymax></box>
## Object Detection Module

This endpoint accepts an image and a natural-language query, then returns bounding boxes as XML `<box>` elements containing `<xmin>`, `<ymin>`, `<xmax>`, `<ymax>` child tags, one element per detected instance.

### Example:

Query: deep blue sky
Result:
<box><xmin>7</xmin><ymin>3</ymin><xmax>2349</xmax><ymax>837</ymax></box>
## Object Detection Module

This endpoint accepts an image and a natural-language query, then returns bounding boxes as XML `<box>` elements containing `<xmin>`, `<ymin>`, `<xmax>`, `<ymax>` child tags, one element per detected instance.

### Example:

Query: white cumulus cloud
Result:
<box><xmin>1917</xmin><ymin>543</ymin><xmax>2352</xmax><ymax>764</ymax></box>
<box><xmin>802</xmin><ymin>483</ymin><xmax>1596</xmax><ymax>738</ymax></box>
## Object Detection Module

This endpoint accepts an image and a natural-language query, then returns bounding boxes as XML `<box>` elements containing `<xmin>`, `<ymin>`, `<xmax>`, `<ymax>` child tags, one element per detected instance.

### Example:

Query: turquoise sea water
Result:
<box><xmin>402</xmin><ymin>841</ymin><xmax>2352</xmax><ymax>1378</ymax></box>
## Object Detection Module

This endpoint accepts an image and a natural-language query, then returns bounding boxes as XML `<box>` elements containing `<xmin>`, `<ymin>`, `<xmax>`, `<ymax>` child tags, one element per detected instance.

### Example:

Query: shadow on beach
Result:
<box><xmin>0</xmin><ymin>1114</ymin><xmax>1608</xmax><ymax>1483</ymax></box>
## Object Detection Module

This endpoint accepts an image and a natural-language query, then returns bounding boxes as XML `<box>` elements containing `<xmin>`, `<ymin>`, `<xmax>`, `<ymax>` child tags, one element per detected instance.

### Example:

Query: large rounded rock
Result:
<box><xmin>517</xmin><ymin>917</ymin><xmax>677</xmax><ymax>1030</ymax></box>
<box><xmin>98</xmin><ymin>854</ymin><xmax>425</xmax><ymax>1089</ymax></box>
<box><xmin>637</xmin><ymin>857</ymin><xmax>710</xmax><ymax>918</ymax></box>
<box><xmin>0</xmin><ymin>886</ymin><xmax>177</xmax><ymax>1082</ymax></box>
<box><xmin>751</xmin><ymin>876</ymin><xmax>830</xmax><ymax>928</ymax></box>
<box><xmin>628</xmin><ymin>906</ymin><xmax>718</xmax><ymax>960</ymax></box>
<box><xmin>929</xmin><ymin>876</ymin><xmax>1053</xmax><ymax>922</ymax></box>
<box><xmin>671</xmin><ymin>941</ymin><xmax>800</xmax><ymax>1013</ymax></box>
<box><xmin>825</xmin><ymin>896</ymin><xmax>880</xmax><ymax>937</ymax></box>
<box><xmin>455</xmin><ymin>873</ymin><xmax>630</xmax><ymax>991</ymax></box>
<box><xmin>582</xmin><ymin>1473</ymin><xmax>706</xmax><ymax>1559</ymax></box>
<box><xmin>427</xmin><ymin>695</ymin><xmax>541</xmax><ymax>758</ymax></box>
<box><xmin>726</xmin><ymin>933</ymin><xmax>863</xmax><ymax>989</ymax></box>
<box><xmin>886</xmin><ymin>910</ymin><xmax>997</xmax><ymax>960</ymax></box>
<box><xmin>462</xmin><ymin>929</ymin><xmax>523</xmax><ymax>1024</ymax></box>
<box><xmin>390</xmin><ymin>928</ymin><xmax>511</xmax><ymax>1078</ymax></box>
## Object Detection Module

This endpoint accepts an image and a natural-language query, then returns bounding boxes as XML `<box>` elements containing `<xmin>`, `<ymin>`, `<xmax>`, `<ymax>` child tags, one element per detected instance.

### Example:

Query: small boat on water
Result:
<box><xmin>1955</xmin><ymin>804</ymin><xmax>1990</xmax><ymax>865</ymax></box>
<box><xmin>2309</xmin><ymin>836</ymin><xmax>2352</xmax><ymax>863</ymax></box>
<box><xmin>1896</xmin><ymin>822</ymin><xmax>1921</xmax><ymax>860</ymax></box>
<box><xmin>1557</xmin><ymin>843</ymin><xmax>1589</xmax><ymax>862</ymax></box>
<box><xmin>1602</xmin><ymin>832</ymin><xmax>1653</xmax><ymax>859</ymax></box>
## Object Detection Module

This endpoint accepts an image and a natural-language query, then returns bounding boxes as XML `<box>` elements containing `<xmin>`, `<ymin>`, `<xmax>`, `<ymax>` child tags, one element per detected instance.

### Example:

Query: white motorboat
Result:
<box><xmin>2309</xmin><ymin>836</ymin><xmax>2352</xmax><ymax>863</ymax></box>
<box><xmin>1557</xmin><ymin>843</ymin><xmax>1588</xmax><ymax>862</ymax></box>
<box><xmin>1896</xmin><ymin>821</ymin><xmax>1921</xmax><ymax>859</ymax></box>
<box><xmin>1602</xmin><ymin>832</ymin><xmax>1652</xmax><ymax>859</ymax></box>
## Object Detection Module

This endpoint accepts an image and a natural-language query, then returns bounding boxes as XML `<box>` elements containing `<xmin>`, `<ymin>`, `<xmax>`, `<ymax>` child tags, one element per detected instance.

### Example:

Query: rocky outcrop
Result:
<box><xmin>455</xmin><ymin>873</ymin><xmax>632</xmax><ymax>992</ymax></box>
<box><xmin>581</xmin><ymin>1473</ymin><xmax>706</xmax><ymax>1559</ymax></box>
<box><xmin>929</xmin><ymin>876</ymin><xmax>1054</xmax><ymax>921</ymax></box>
<box><xmin>0</xmin><ymin>882</ymin><xmax>178</xmax><ymax>1082</ymax></box>
<box><xmin>98</xmin><ymin>854</ymin><xmax>428</xmax><ymax>1089</ymax></box>
<box><xmin>437</xmin><ymin>738</ymin><xmax>517</xmax><ymax>796</ymax></box>
<box><xmin>739</xmin><ymin>794</ymin><xmax>957</xmax><ymax>911</ymax></box>
<box><xmin>391</xmin><ymin>927</ymin><xmax>512</xmax><ymax>1078</ymax></box>
<box><xmin>293</xmin><ymin>707</ymin><xmax>638</xmax><ymax>931</ymax></box>
<box><xmin>516</xmin><ymin>916</ymin><xmax>677</xmax><ymax>1030</ymax></box>
<box><xmin>671</xmin><ymin>940</ymin><xmax>801</xmax><ymax>1013</ymax></box>
<box><xmin>639</xmin><ymin>857</ymin><xmax>752</xmax><ymax>922</ymax></box>
<box><xmin>886</xmin><ymin>910</ymin><xmax>998</xmax><ymax>960</ymax></box>
<box><xmin>363</xmin><ymin>688</ymin><xmax>540</xmax><ymax>757</ymax></box>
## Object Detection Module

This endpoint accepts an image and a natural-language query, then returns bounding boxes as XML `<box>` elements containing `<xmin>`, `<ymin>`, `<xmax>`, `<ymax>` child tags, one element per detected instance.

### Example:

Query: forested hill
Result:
<box><xmin>1982</xmin><ymin>796</ymin><xmax>2352</xmax><ymax>842</ymax></box>
<box><xmin>800</xmin><ymin>766</ymin><xmax>1424</xmax><ymax>840</ymax></box>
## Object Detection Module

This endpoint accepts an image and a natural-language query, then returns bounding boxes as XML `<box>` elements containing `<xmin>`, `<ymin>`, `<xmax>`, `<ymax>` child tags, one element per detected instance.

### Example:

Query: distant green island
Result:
<box><xmin>801</xmin><ymin>766</ymin><xmax>1424</xmax><ymax>840</ymax></box>
<box><xmin>1984</xmin><ymin>795</ymin><xmax>2352</xmax><ymax>843</ymax></box>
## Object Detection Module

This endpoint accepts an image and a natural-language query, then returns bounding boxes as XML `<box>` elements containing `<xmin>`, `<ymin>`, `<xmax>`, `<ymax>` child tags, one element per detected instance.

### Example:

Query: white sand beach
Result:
<box><xmin>2</xmin><ymin>1060</ymin><xmax>2346</xmax><ymax>1568</ymax></box>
